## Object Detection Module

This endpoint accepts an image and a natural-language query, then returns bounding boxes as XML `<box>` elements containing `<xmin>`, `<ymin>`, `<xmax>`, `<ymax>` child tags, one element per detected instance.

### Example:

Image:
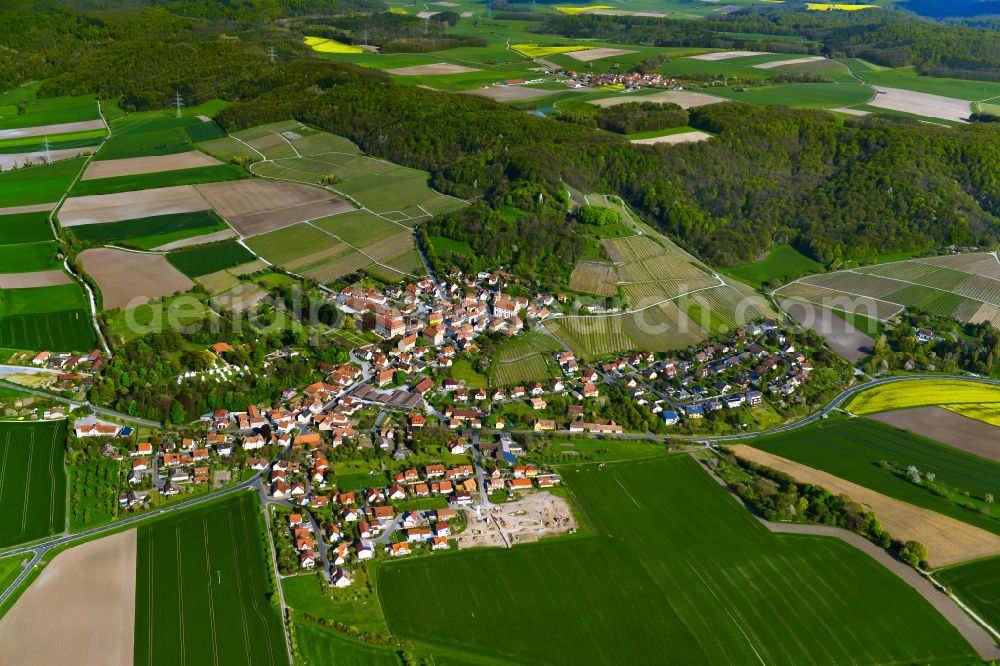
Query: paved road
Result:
<box><xmin>0</xmin><ymin>378</ymin><xmax>162</xmax><ymax>428</ymax></box>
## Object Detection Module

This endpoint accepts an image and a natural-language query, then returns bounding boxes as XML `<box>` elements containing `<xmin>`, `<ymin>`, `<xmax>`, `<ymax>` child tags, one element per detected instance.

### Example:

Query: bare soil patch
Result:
<box><xmin>0</xmin><ymin>270</ymin><xmax>71</xmax><ymax>288</ymax></box>
<box><xmin>833</xmin><ymin>107</ymin><xmax>870</xmax><ymax>116</ymax></box>
<box><xmin>0</xmin><ymin>119</ymin><xmax>105</xmax><ymax>140</ymax></box>
<box><xmin>631</xmin><ymin>130</ymin><xmax>712</xmax><ymax>145</ymax></box>
<box><xmin>60</xmin><ymin>185</ymin><xmax>209</xmax><ymax>227</ymax></box>
<box><xmin>688</xmin><ymin>50</ymin><xmax>771</xmax><ymax>61</ymax></box>
<box><xmin>195</xmin><ymin>180</ymin><xmax>352</xmax><ymax>237</ymax></box>
<box><xmin>868</xmin><ymin>87</ymin><xmax>972</xmax><ymax>122</ymax></box>
<box><xmin>590</xmin><ymin>90</ymin><xmax>725</xmax><ymax>109</ymax></box>
<box><xmin>729</xmin><ymin>444</ymin><xmax>1000</xmax><ymax>567</ymax></box>
<box><xmin>150</xmin><ymin>227</ymin><xmax>236</xmax><ymax>251</ymax></box>
<box><xmin>0</xmin><ymin>529</ymin><xmax>136</xmax><ymax>666</ymax></box>
<box><xmin>566</xmin><ymin>47</ymin><xmax>638</xmax><ymax>62</ymax></box>
<box><xmin>82</xmin><ymin>151</ymin><xmax>219</xmax><ymax>180</ymax></box>
<box><xmin>868</xmin><ymin>407</ymin><xmax>1000</xmax><ymax>463</ymax></box>
<box><xmin>0</xmin><ymin>202</ymin><xmax>54</xmax><ymax>216</ymax></box>
<box><xmin>754</xmin><ymin>55</ymin><xmax>826</xmax><ymax>69</ymax></box>
<box><xmin>0</xmin><ymin>148</ymin><xmax>90</xmax><ymax>170</ymax></box>
<box><xmin>79</xmin><ymin>247</ymin><xmax>194</xmax><ymax>309</ymax></box>
<box><xmin>460</xmin><ymin>11</ymin><xmax>473</xmax><ymax>16</ymax></box>
<box><xmin>781</xmin><ymin>299</ymin><xmax>873</xmax><ymax>362</ymax></box>
<box><xmin>456</xmin><ymin>491</ymin><xmax>576</xmax><ymax>548</ymax></box>
<box><xmin>386</xmin><ymin>63</ymin><xmax>479</xmax><ymax>76</ymax></box>
<box><xmin>467</xmin><ymin>86</ymin><xmax>557</xmax><ymax>102</ymax></box>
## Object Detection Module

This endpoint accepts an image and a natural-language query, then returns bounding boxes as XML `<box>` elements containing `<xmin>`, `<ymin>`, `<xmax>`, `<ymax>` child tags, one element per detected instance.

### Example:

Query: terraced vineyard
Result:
<box><xmin>775</xmin><ymin>253</ymin><xmax>1000</xmax><ymax>327</ymax></box>
<box><xmin>492</xmin><ymin>330</ymin><xmax>562</xmax><ymax>386</ymax></box>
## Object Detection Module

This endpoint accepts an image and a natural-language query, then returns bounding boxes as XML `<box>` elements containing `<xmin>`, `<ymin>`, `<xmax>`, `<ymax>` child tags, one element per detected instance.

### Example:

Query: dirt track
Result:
<box><xmin>195</xmin><ymin>180</ymin><xmax>352</xmax><ymax>236</ymax></box>
<box><xmin>869</xmin><ymin>407</ymin><xmax>1000</xmax><ymax>462</ymax></box>
<box><xmin>0</xmin><ymin>270</ymin><xmax>71</xmax><ymax>288</ymax></box>
<box><xmin>80</xmin><ymin>247</ymin><xmax>194</xmax><ymax>309</ymax></box>
<box><xmin>729</xmin><ymin>444</ymin><xmax>1000</xmax><ymax>568</ymax></box>
<box><xmin>60</xmin><ymin>185</ymin><xmax>210</xmax><ymax>226</ymax></box>
<box><xmin>0</xmin><ymin>530</ymin><xmax>136</xmax><ymax>666</ymax></box>
<box><xmin>82</xmin><ymin>150</ymin><xmax>219</xmax><ymax>180</ymax></box>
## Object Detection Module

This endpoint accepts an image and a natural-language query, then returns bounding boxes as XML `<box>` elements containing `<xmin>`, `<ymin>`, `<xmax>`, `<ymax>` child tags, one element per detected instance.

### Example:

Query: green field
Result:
<box><xmin>99</xmin><ymin>113</ymin><xmax>209</xmax><ymax>159</ymax></box>
<box><xmin>0</xmin><ymin>309</ymin><xmax>97</xmax><ymax>352</ymax></box>
<box><xmin>727</xmin><ymin>244</ymin><xmax>824</xmax><ymax>288</ymax></box>
<box><xmin>0</xmin><ymin>85</ymin><xmax>99</xmax><ymax>130</ymax></box>
<box><xmin>493</xmin><ymin>330</ymin><xmax>562</xmax><ymax>386</ymax></box>
<box><xmin>0</xmin><ymin>158</ymin><xmax>85</xmax><ymax>207</ymax></box>
<box><xmin>105</xmin><ymin>292</ymin><xmax>213</xmax><ymax>343</ymax></box>
<box><xmin>0</xmin><ymin>241</ymin><xmax>60</xmax><ymax>273</ymax></box>
<box><xmin>71</xmin><ymin>163</ymin><xmax>244</xmax><ymax>197</ymax></box>
<box><xmin>167</xmin><ymin>240</ymin><xmax>256</xmax><ymax>278</ymax></box>
<box><xmin>134</xmin><ymin>492</ymin><xmax>288</xmax><ymax>666</ymax></box>
<box><xmin>0</xmin><ymin>284</ymin><xmax>87</xmax><ymax>314</ymax></box>
<box><xmin>429</xmin><ymin>235</ymin><xmax>472</xmax><ymax>256</ymax></box>
<box><xmin>377</xmin><ymin>455</ymin><xmax>977</xmax><ymax>663</ymax></box>
<box><xmin>0</xmin><ymin>128</ymin><xmax>105</xmax><ymax>154</ymax></box>
<box><xmin>295</xmin><ymin>620</ymin><xmax>399</xmax><ymax>666</ymax></box>
<box><xmin>70</xmin><ymin>210</ymin><xmax>229</xmax><ymax>249</ymax></box>
<box><xmin>937</xmin><ymin>556</ymin><xmax>1000</xmax><ymax>633</ymax></box>
<box><xmin>0</xmin><ymin>212</ymin><xmax>54</xmax><ymax>244</ymax></box>
<box><xmin>749</xmin><ymin>417</ymin><xmax>1000</xmax><ymax>535</ymax></box>
<box><xmin>0</xmin><ymin>420</ymin><xmax>67</xmax><ymax>547</ymax></box>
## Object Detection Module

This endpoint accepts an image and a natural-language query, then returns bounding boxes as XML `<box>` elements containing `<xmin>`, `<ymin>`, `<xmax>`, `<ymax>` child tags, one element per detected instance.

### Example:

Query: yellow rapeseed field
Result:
<box><xmin>512</xmin><ymin>44</ymin><xmax>593</xmax><ymax>58</ymax></box>
<box><xmin>554</xmin><ymin>5</ymin><xmax>613</xmax><ymax>14</ymax></box>
<box><xmin>942</xmin><ymin>402</ymin><xmax>1000</xmax><ymax>427</ymax></box>
<box><xmin>806</xmin><ymin>3</ymin><xmax>879</xmax><ymax>10</ymax></box>
<box><xmin>304</xmin><ymin>36</ymin><xmax>364</xmax><ymax>54</ymax></box>
<box><xmin>845</xmin><ymin>379</ymin><xmax>1000</xmax><ymax>414</ymax></box>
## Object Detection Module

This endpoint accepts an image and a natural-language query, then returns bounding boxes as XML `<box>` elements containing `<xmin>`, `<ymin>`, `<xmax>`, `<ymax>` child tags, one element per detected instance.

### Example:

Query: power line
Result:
<box><xmin>268</xmin><ymin>44</ymin><xmax>277</xmax><ymax>64</ymax></box>
<box><xmin>42</xmin><ymin>135</ymin><xmax>51</xmax><ymax>165</ymax></box>
<box><xmin>173</xmin><ymin>90</ymin><xmax>184</xmax><ymax>119</ymax></box>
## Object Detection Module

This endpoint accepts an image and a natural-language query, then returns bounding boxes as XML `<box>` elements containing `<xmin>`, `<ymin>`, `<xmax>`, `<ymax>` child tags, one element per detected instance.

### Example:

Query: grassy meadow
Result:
<box><xmin>376</xmin><ymin>455</ymin><xmax>978</xmax><ymax>664</ymax></box>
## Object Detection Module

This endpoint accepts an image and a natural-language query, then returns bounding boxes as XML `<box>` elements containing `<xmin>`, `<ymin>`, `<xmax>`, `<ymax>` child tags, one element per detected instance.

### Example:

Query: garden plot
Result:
<box><xmin>81</xmin><ymin>151</ymin><xmax>219</xmax><ymax>180</ymax></box>
<box><xmin>868</xmin><ymin>87</ymin><xmax>972</xmax><ymax>122</ymax></box>
<box><xmin>589</xmin><ymin>90</ymin><xmax>725</xmax><ymax>109</ymax></box>
<box><xmin>79</xmin><ymin>248</ymin><xmax>194</xmax><ymax>309</ymax></box>
<box><xmin>59</xmin><ymin>185</ymin><xmax>210</xmax><ymax>227</ymax></box>
<box><xmin>195</xmin><ymin>180</ymin><xmax>353</xmax><ymax>236</ymax></box>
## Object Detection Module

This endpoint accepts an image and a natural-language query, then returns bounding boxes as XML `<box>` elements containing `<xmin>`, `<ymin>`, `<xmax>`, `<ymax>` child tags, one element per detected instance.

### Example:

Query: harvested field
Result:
<box><xmin>195</xmin><ymin>180</ymin><xmax>352</xmax><ymax>236</ymax></box>
<box><xmin>869</xmin><ymin>407</ymin><xmax>1000</xmax><ymax>464</ymax></box>
<box><xmin>754</xmin><ymin>56</ymin><xmax>826</xmax><ymax>69</ymax></box>
<box><xmin>0</xmin><ymin>203</ymin><xmax>54</xmax><ymax>216</ymax></box>
<box><xmin>455</xmin><ymin>492</ymin><xmax>576</xmax><ymax>549</ymax></box>
<box><xmin>466</xmin><ymin>86</ymin><xmax>556</xmax><ymax>102</ymax></box>
<box><xmin>386</xmin><ymin>63</ymin><xmax>480</xmax><ymax>76</ymax></box>
<box><xmin>0</xmin><ymin>148</ymin><xmax>89</xmax><ymax>170</ymax></box>
<box><xmin>568</xmin><ymin>261</ymin><xmax>618</xmax><ymax>296</ymax></box>
<box><xmin>150</xmin><ymin>227</ymin><xmax>236</xmax><ymax>251</ymax></box>
<box><xmin>79</xmin><ymin>248</ymin><xmax>194</xmax><ymax>309</ymax></box>
<box><xmin>59</xmin><ymin>185</ymin><xmax>209</xmax><ymax>227</ymax></box>
<box><xmin>0</xmin><ymin>270</ymin><xmax>71</xmax><ymax>288</ymax></box>
<box><xmin>590</xmin><ymin>90</ymin><xmax>725</xmax><ymax>109</ymax></box>
<box><xmin>565</xmin><ymin>47</ymin><xmax>637</xmax><ymax>61</ymax></box>
<box><xmin>730</xmin><ymin>444</ymin><xmax>1000</xmax><ymax>567</ymax></box>
<box><xmin>782</xmin><ymin>299</ymin><xmax>873</xmax><ymax>362</ymax></box>
<box><xmin>0</xmin><ymin>119</ymin><xmax>106</xmax><ymax>141</ymax></box>
<box><xmin>631</xmin><ymin>131</ymin><xmax>712</xmax><ymax>145</ymax></box>
<box><xmin>688</xmin><ymin>50</ymin><xmax>771</xmax><ymax>61</ymax></box>
<box><xmin>0</xmin><ymin>530</ymin><xmax>135</xmax><ymax>666</ymax></box>
<box><xmin>868</xmin><ymin>87</ymin><xmax>971</xmax><ymax>122</ymax></box>
<box><xmin>82</xmin><ymin>151</ymin><xmax>219</xmax><ymax>180</ymax></box>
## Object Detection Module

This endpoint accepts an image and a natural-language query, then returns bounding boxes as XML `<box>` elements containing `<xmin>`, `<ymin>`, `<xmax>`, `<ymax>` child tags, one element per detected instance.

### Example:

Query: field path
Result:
<box><xmin>699</xmin><ymin>456</ymin><xmax>1000</xmax><ymax>661</ymax></box>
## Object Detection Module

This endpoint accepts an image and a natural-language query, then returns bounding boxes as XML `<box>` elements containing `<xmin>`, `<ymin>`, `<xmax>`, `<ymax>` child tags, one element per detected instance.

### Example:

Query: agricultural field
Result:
<box><xmin>493</xmin><ymin>330</ymin><xmax>563</xmax><ymax>386</ymax></box>
<box><xmin>773</xmin><ymin>253</ymin><xmax>1000</xmax><ymax>327</ymax></box>
<box><xmin>750</xmin><ymin>416</ymin><xmax>1000</xmax><ymax>537</ymax></box>
<box><xmin>0</xmin><ymin>158</ymin><xmax>87</xmax><ymax>208</ymax></box>
<box><xmin>844</xmin><ymin>379</ymin><xmax>1000</xmax><ymax>415</ymax></box>
<box><xmin>0</xmin><ymin>211</ymin><xmax>57</xmax><ymax>244</ymax></box>
<box><xmin>568</xmin><ymin>261</ymin><xmax>618</xmax><ymax>296</ymax></box>
<box><xmin>0</xmin><ymin>420</ymin><xmax>67</xmax><ymax>548</ymax></box>
<box><xmin>134</xmin><ymin>492</ymin><xmax>288</xmax><ymax>666</ymax></box>
<box><xmin>0</xmin><ymin>84</ymin><xmax>101</xmax><ymax>131</ymax></box>
<box><xmin>68</xmin><ymin>458</ymin><xmax>120</xmax><ymax>531</ymax></box>
<box><xmin>294</xmin><ymin>620</ymin><xmax>400</xmax><ymax>666</ymax></box>
<box><xmin>726</xmin><ymin>244</ymin><xmax>824</xmax><ymax>288</ymax></box>
<box><xmin>97</xmin><ymin>112</ymin><xmax>222</xmax><ymax>160</ymax></box>
<box><xmin>0</xmin><ymin>241</ymin><xmax>61</xmax><ymax>273</ymax></box>
<box><xmin>71</xmin><ymin>163</ymin><xmax>244</xmax><ymax>197</ymax></box>
<box><xmin>80</xmin><ymin>247</ymin><xmax>194</xmax><ymax>311</ymax></box>
<box><xmin>167</xmin><ymin>240</ymin><xmax>257</xmax><ymax>278</ymax></box>
<box><xmin>942</xmin><ymin>403</ymin><xmax>1000</xmax><ymax>427</ymax></box>
<box><xmin>68</xmin><ymin>210</ymin><xmax>230</xmax><ymax>250</ymax></box>
<box><xmin>0</xmin><ymin>309</ymin><xmax>96</xmax><ymax>351</ymax></box>
<box><xmin>377</xmin><ymin>455</ymin><xmax>978</xmax><ymax>664</ymax></box>
<box><xmin>937</xmin><ymin>556</ymin><xmax>1000</xmax><ymax>635</ymax></box>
